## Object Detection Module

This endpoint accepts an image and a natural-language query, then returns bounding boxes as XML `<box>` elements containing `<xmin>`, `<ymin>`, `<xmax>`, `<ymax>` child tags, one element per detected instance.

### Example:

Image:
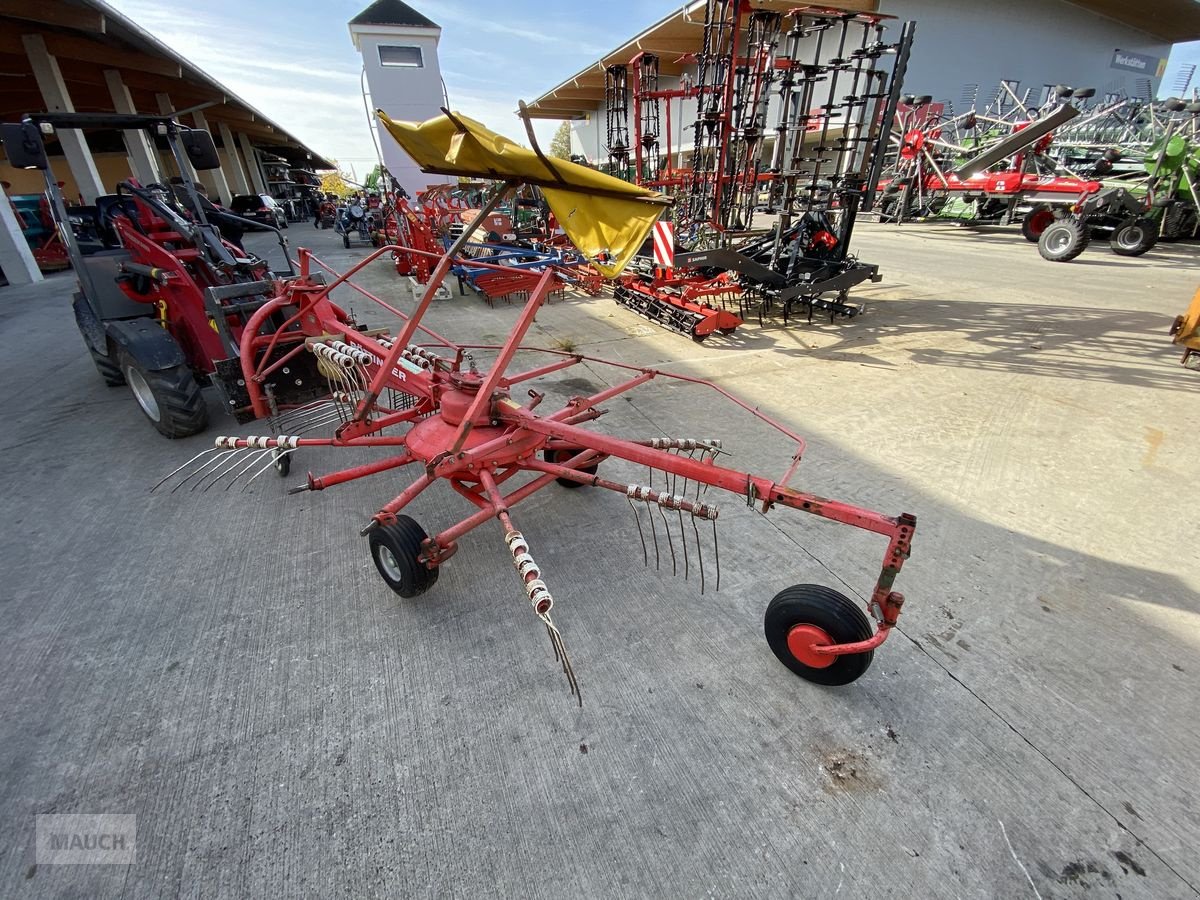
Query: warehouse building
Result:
<box><xmin>527</xmin><ymin>0</ymin><xmax>1200</xmax><ymax>165</ymax></box>
<box><xmin>0</xmin><ymin>0</ymin><xmax>331</xmax><ymax>286</ymax></box>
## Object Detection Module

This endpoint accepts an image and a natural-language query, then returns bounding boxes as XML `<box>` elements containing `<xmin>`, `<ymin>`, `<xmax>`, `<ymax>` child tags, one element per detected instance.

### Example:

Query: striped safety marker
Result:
<box><xmin>652</xmin><ymin>219</ymin><xmax>674</xmax><ymax>268</ymax></box>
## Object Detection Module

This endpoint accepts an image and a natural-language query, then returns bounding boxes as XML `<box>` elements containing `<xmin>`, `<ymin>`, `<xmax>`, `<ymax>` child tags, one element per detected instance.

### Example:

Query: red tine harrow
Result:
<box><xmin>157</xmin><ymin>110</ymin><xmax>916</xmax><ymax>702</ymax></box>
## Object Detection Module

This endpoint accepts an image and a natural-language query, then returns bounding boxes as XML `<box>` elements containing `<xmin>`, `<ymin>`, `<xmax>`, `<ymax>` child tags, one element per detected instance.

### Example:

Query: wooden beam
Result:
<box><xmin>0</xmin><ymin>30</ymin><xmax>181</xmax><ymax>79</ymax></box>
<box><xmin>0</xmin><ymin>0</ymin><xmax>106</xmax><ymax>33</ymax></box>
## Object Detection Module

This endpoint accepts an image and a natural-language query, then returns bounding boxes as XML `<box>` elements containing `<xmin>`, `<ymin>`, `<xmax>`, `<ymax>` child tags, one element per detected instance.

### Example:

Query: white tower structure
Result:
<box><xmin>349</xmin><ymin>0</ymin><xmax>455</xmax><ymax>197</ymax></box>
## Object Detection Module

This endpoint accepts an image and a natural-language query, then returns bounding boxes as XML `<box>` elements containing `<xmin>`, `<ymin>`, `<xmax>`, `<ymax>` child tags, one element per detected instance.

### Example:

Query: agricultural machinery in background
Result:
<box><xmin>7</xmin><ymin>190</ymin><xmax>70</xmax><ymax>271</ymax></box>
<box><xmin>875</xmin><ymin>84</ymin><xmax>1200</xmax><ymax>261</ymax></box>
<box><xmin>603</xmin><ymin>3</ymin><xmax>914</xmax><ymax>340</ymax></box>
<box><xmin>1</xmin><ymin>113</ymin><xmax>300</xmax><ymax>444</ymax></box>
<box><xmin>154</xmin><ymin>108</ymin><xmax>919</xmax><ymax>703</ymax></box>
<box><xmin>335</xmin><ymin>199</ymin><xmax>376</xmax><ymax>248</ymax></box>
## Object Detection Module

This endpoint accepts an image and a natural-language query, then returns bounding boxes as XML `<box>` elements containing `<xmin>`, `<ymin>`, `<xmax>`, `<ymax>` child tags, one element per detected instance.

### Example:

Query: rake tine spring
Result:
<box><xmin>627</xmin><ymin>496</ymin><xmax>649</xmax><ymax>566</ymax></box>
<box><xmin>172</xmin><ymin>448</ymin><xmax>239</xmax><ymax>493</ymax></box>
<box><xmin>678</xmin><ymin>508</ymin><xmax>689</xmax><ymax>582</ymax></box>
<box><xmin>657</xmin><ymin>503</ymin><xmax>677</xmax><ymax>576</ymax></box>
<box><xmin>150</xmin><ymin>447</ymin><xmax>221</xmax><ymax>492</ymax></box>
<box><xmin>693</xmin><ymin>515</ymin><xmax>705</xmax><ymax>595</ymax></box>
<box><xmin>242</xmin><ymin>449</ymin><xmax>296</xmax><ymax>491</ymax></box>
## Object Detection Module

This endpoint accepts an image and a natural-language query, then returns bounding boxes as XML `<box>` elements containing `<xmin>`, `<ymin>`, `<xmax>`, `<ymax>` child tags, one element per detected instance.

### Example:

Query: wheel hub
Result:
<box><xmin>125</xmin><ymin>366</ymin><xmax>162</xmax><ymax>422</ymax></box>
<box><xmin>786</xmin><ymin>624</ymin><xmax>836</xmax><ymax>668</ymax></box>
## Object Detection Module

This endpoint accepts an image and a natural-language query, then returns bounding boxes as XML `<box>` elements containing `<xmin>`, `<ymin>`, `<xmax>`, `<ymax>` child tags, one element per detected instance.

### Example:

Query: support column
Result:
<box><xmin>0</xmin><ymin>182</ymin><xmax>44</xmax><ymax>286</ymax></box>
<box><xmin>189</xmin><ymin>111</ymin><xmax>232</xmax><ymax>205</ymax></box>
<box><xmin>22</xmin><ymin>34</ymin><xmax>105</xmax><ymax>203</ymax></box>
<box><xmin>103</xmin><ymin>69</ymin><xmax>160</xmax><ymax>186</ymax></box>
<box><xmin>155</xmin><ymin>93</ymin><xmax>198</xmax><ymax>185</ymax></box>
<box><xmin>217</xmin><ymin>121</ymin><xmax>251</xmax><ymax>195</ymax></box>
<box><xmin>238</xmin><ymin>132</ymin><xmax>267</xmax><ymax>193</ymax></box>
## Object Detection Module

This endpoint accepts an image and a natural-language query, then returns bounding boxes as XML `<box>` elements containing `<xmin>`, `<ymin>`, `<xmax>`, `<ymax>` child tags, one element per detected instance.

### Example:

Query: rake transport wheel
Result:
<box><xmin>1022</xmin><ymin>206</ymin><xmax>1055</xmax><ymax>243</ymax></box>
<box><xmin>764</xmin><ymin>585</ymin><xmax>874</xmax><ymax>686</ymax></box>
<box><xmin>1110</xmin><ymin>217</ymin><xmax>1158</xmax><ymax>257</ymax></box>
<box><xmin>273</xmin><ymin>449</ymin><xmax>291</xmax><ymax>477</ymax></box>
<box><xmin>118</xmin><ymin>350</ymin><xmax>208</xmax><ymax>438</ymax></box>
<box><xmin>543</xmin><ymin>447</ymin><xmax>598</xmax><ymax>488</ymax></box>
<box><xmin>1038</xmin><ymin>216</ymin><xmax>1090</xmax><ymax>262</ymax></box>
<box><xmin>369</xmin><ymin>515</ymin><xmax>439</xmax><ymax>598</ymax></box>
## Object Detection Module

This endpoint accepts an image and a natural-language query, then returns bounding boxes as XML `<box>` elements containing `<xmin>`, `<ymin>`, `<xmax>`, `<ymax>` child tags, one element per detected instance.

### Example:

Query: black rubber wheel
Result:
<box><xmin>1038</xmin><ymin>217</ymin><xmax>1089</xmax><ymax>262</ymax></box>
<box><xmin>89</xmin><ymin>346</ymin><xmax>125</xmax><ymax>386</ymax></box>
<box><xmin>543</xmin><ymin>447</ymin><xmax>598</xmax><ymax>488</ymax></box>
<box><xmin>342</xmin><ymin>231</ymin><xmax>350</xmax><ymax>249</ymax></box>
<box><xmin>118</xmin><ymin>351</ymin><xmax>208</xmax><ymax>438</ymax></box>
<box><xmin>1110</xmin><ymin>217</ymin><xmax>1158</xmax><ymax>257</ymax></box>
<box><xmin>369</xmin><ymin>515</ymin><xmax>439</xmax><ymax>598</ymax></box>
<box><xmin>1021</xmin><ymin>206</ymin><xmax>1055</xmax><ymax>243</ymax></box>
<box><xmin>691</xmin><ymin>330</ymin><xmax>710</xmax><ymax>343</ymax></box>
<box><xmin>718</xmin><ymin>326</ymin><xmax>738</xmax><ymax>335</ymax></box>
<box><xmin>273</xmin><ymin>450</ymin><xmax>291</xmax><ymax>477</ymax></box>
<box><xmin>764</xmin><ymin>584</ymin><xmax>874</xmax><ymax>686</ymax></box>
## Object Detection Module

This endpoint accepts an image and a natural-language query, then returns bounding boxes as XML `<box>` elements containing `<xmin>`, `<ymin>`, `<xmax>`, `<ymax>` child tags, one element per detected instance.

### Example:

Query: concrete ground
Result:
<box><xmin>1</xmin><ymin>220</ymin><xmax>1197</xmax><ymax>899</ymax></box>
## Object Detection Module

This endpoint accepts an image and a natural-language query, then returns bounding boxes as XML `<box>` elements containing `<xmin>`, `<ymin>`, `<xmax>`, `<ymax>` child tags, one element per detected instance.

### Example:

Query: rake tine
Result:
<box><xmin>627</xmin><ymin>496</ymin><xmax>649</xmax><ymax>566</ymax></box>
<box><xmin>693</xmin><ymin>514</ymin><xmax>705</xmax><ymax>595</ymax></box>
<box><xmin>242</xmin><ymin>448</ymin><xmax>296</xmax><ymax>491</ymax></box>
<box><xmin>150</xmin><ymin>447</ymin><xmax>221</xmax><ymax>492</ymax></box>
<box><xmin>196</xmin><ymin>448</ymin><xmax>262</xmax><ymax>492</ymax></box>
<box><xmin>542</xmin><ymin>614</ymin><xmax>581</xmax><ymax>706</ymax></box>
<box><xmin>712</xmin><ymin>518</ymin><xmax>721</xmax><ymax>593</ymax></box>
<box><xmin>171</xmin><ymin>448</ymin><xmax>239</xmax><ymax>493</ymax></box>
<box><xmin>222</xmin><ymin>449</ymin><xmax>275</xmax><ymax>491</ymax></box>
<box><xmin>657</xmin><ymin>503</ymin><xmax>677</xmax><ymax>576</ymax></box>
<box><xmin>678</xmin><ymin>508</ymin><xmax>690</xmax><ymax>581</ymax></box>
<box><xmin>647</xmin><ymin>494</ymin><xmax>661</xmax><ymax>570</ymax></box>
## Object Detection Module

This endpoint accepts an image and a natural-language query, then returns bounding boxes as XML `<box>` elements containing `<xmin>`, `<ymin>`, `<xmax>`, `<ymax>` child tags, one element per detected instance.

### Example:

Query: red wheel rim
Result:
<box><xmin>786</xmin><ymin>624</ymin><xmax>836</xmax><ymax>668</ymax></box>
<box><xmin>1028</xmin><ymin>209</ymin><xmax>1054</xmax><ymax>236</ymax></box>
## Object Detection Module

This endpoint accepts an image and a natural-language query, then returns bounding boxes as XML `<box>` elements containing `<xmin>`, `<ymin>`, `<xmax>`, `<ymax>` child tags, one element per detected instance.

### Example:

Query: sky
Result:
<box><xmin>104</xmin><ymin>0</ymin><xmax>1200</xmax><ymax>177</ymax></box>
<box><xmin>105</xmin><ymin>0</ymin><xmax>670</xmax><ymax>177</ymax></box>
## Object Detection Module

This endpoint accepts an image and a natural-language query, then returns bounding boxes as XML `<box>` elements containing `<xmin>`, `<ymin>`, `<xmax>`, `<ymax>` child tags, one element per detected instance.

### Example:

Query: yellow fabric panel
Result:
<box><xmin>376</xmin><ymin>110</ymin><xmax>664</xmax><ymax>277</ymax></box>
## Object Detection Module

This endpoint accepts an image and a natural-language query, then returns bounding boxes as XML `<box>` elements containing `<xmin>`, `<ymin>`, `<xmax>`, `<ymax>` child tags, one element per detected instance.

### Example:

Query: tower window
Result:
<box><xmin>379</xmin><ymin>45</ymin><xmax>423</xmax><ymax>67</ymax></box>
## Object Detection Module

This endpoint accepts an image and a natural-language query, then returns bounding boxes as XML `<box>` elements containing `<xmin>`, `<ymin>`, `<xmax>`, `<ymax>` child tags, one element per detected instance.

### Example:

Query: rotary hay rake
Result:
<box><xmin>156</xmin><ymin>112</ymin><xmax>917</xmax><ymax>703</ymax></box>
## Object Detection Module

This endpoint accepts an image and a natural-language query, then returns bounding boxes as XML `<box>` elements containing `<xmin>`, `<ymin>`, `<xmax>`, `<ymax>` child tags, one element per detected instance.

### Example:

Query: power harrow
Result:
<box><xmin>153</xmin><ymin>109</ymin><xmax>919</xmax><ymax>703</ymax></box>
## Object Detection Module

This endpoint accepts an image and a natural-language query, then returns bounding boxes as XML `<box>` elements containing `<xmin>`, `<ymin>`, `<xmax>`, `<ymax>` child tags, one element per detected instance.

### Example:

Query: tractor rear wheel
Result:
<box><xmin>369</xmin><ymin>516</ymin><xmax>439</xmax><ymax>597</ymax></box>
<box><xmin>764</xmin><ymin>584</ymin><xmax>874</xmax><ymax>685</ymax></box>
<box><xmin>543</xmin><ymin>447</ymin><xmax>598</xmax><ymax>488</ymax></box>
<box><xmin>1021</xmin><ymin>206</ymin><xmax>1055</xmax><ymax>243</ymax></box>
<box><xmin>1110</xmin><ymin>217</ymin><xmax>1158</xmax><ymax>257</ymax></box>
<box><xmin>1038</xmin><ymin>217</ymin><xmax>1089</xmax><ymax>262</ymax></box>
<box><xmin>119</xmin><ymin>351</ymin><xmax>208</xmax><ymax>438</ymax></box>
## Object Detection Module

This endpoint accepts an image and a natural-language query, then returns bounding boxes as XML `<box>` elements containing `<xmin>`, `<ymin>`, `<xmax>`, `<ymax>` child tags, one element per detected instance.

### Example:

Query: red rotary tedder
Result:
<box><xmin>158</xmin><ymin>220</ymin><xmax>916</xmax><ymax>701</ymax></box>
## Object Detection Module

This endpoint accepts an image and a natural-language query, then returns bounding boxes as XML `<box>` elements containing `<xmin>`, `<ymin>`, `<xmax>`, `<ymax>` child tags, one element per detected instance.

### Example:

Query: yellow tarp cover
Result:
<box><xmin>376</xmin><ymin>110</ymin><xmax>665</xmax><ymax>278</ymax></box>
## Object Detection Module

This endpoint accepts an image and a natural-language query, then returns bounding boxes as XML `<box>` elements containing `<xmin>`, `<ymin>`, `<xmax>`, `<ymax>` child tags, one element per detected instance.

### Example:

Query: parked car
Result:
<box><xmin>229</xmin><ymin>194</ymin><xmax>287</xmax><ymax>229</ymax></box>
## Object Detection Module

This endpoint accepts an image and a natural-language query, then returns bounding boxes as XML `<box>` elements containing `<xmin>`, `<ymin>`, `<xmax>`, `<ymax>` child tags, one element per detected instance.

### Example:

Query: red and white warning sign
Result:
<box><xmin>652</xmin><ymin>219</ymin><xmax>674</xmax><ymax>268</ymax></box>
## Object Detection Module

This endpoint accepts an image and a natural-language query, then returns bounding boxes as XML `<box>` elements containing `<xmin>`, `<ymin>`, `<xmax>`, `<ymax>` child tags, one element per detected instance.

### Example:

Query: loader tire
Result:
<box><xmin>90</xmin><ymin>347</ymin><xmax>125</xmax><ymax>386</ymax></box>
<box><xmin>1110</xmin><ymin>217</ymin><xmax>1158</xmax><ymax>257</ymax></box>
<box><xmin>1038</xmin><ymin>217</ymin><xmax>1089</xmax><ymax>262</ymax></box>
<box><xmin>119</xmin><ymin>351</ymin><xmax>209</xmax><ymax>438</ymax></box>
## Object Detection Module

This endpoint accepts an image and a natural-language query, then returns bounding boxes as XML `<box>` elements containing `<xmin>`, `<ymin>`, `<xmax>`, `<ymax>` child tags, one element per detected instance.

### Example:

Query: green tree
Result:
<box><xmin>319</xmin><ymin>162</ymin><xmax>353</xmax><ymax>198</ymax></box>
<box><xmin>549</xmin><ymin>121</ymin><xmax>572</xmax><ymax>159</ymax></box>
